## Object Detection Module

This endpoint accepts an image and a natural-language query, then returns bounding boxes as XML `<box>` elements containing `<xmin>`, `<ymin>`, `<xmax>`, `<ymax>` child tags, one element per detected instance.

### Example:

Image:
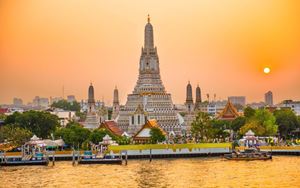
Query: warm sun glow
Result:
<box><xmin>264</xmin><ymin>67</ymin><xmax>271</xmax><ymax>74</ymax></box>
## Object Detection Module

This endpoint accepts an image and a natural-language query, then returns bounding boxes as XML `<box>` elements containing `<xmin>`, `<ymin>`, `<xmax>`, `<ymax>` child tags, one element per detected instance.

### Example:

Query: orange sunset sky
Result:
<box><xmin>1</xmin><ymin>0</ymin><xmax>300</xmax><ymax>105</ymax></box>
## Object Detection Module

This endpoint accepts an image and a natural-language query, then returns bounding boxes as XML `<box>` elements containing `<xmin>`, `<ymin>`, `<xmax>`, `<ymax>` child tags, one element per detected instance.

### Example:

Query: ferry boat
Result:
<box><xmin>78</xmin><ymin>151</ymin><xmax>122</xmax><ymax>165</ymax></box>
<box><xmin>77</xmin><ymin>135</ymin><xmax>122</xmax><ymax>165</ymax></box>
<box><xmin>224</xmin><ymin>148</ymin><xmax>272</xmax><ymax>161</ymax></box>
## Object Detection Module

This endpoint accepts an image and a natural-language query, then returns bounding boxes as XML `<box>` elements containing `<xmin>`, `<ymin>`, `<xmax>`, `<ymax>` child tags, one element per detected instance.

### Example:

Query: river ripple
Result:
<box><xmin>1</xmin><ymin>156</ymin><xmax>300</xmax><ymax>188</ymax></box>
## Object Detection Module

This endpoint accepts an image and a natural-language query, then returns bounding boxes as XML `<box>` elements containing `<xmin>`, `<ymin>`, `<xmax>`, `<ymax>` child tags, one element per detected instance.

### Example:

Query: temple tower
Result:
<box><xmin>87</xmin><ymin>83</ymin><xmax>96</xmax><ymax>113</ymax></box>
<box><xmin>84</xmin><ymin>83</ymin><xmax>100</xmax><ymax>129</ymax></box>
<box><xmin>112</xmin><ymin>86</ymin><xmax>120</xmax><ymax>120</ymax></box>
<box><xmin>194</xmin><ymin>85</ymin><xmax>202</xmax><ymax>110</ymax></box>
<box><xmin>185</xmin><ymin>81</ymin><xmax>194</xmax><ymax>112</ymax></box>
<box><xmin>117</xmin><ymin>15</ymin><xmax>182</xmax><ymax>135</ymax></box>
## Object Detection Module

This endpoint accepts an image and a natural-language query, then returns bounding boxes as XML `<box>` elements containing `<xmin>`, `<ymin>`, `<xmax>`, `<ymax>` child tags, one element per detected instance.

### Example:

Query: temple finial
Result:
<box><xmin>147</xmin><ymin>14</ymin><xmax>150</xmax><ymax>23</ymax></box>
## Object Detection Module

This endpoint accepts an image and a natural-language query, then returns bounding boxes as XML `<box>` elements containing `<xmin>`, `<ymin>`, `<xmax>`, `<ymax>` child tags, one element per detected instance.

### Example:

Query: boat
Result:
<box><xmin>224</xmin><ymin>148</ymin><xmax>272</xmax><ymax>161</ymax></box>
<box><xmin>77</xmin><ymin>151</ymin><xmax>122</xmax><ymax>165</ymax></box>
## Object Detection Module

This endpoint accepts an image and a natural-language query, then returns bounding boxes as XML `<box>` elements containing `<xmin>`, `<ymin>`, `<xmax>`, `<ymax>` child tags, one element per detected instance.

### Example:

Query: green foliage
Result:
<box><xmin>150</xmin><ymin>127</ymin><xmax>166</xmax><ymax>144</ymax></box>
<box><xmin>191</xmin><ymin>112</ymin><xmax>212</xmax><ymax>142</ymax></box>
<box><xmin>0</xmin><ymin>114</ymin><xmax>6</xmax><ymax>121</ymax></box>
<box><xmin>107</xmin><ymin>109</ymin><xmax>113</xmax><ymax>120</ymax></box>
<box><xmin>4</xmin><ymin>111</ymin><xmax>59</xmax><ymax>139</ymax></box>
<box><xmin>210</xmin><ymin>119</ymin><xmax>230</xmax><ymax>141</ymax></box>
<box><xmin>89</xmin><ymin>129</ymin><xmax>110</xmax><ymax>144</ymax></box>
<box><xmin>75</xmin><ymin>111</ymin><xmax>86</xmax><ymax>121</ymax></box>
<box><xmin>274</xmin><ymin>109</ymin><xmax>299</xmax><ymax>138</ymax></box>
<box><xmin>55</xmin><ymin>122</ymin><xmax>90</xmax><ymax>148</ymax></box>
<box><xmin>51</xmin><ymin>100</ymin><xmax>81</xmax><ymax>112</ymax></box>
<box><xmin>244</xmin><ymin>106</ymin><xmax>255</xmax><ymax>118</ymax></box>
<box><xmin>0</xmin><ymin>124</ymin><xmax>32</xmax><ymax>146</ymax></box>
<box><xmin>231</xmin><ymin>116</ymin><xmax>246</xmax><ymax>132</ymax></box>
<box><xmin>240</xmin><ymin>109</ymin><xmax>278</xmax><ymax>136</ymax></box>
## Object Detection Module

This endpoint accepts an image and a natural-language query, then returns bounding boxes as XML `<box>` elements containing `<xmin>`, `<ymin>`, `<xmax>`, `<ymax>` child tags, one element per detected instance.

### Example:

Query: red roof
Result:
<box><xmin>0</xmin><ymin>108</ymin><xmax>8</xmax><ymax>114</ymax></box>
<box><xmin>100</xmin><ymin>120</ymin><xmax>124</xmax><ymax>136</ymax></box>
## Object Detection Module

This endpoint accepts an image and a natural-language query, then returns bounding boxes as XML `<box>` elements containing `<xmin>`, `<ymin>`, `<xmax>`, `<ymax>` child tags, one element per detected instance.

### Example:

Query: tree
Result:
<box><xmin>231</xmin><ymin>116</ymin><xmax>246</xmax><ymax>132</ymax></box>
<box><xmin>191</xmin><ymin>112</ymin><xmax>213</xmax><ymax>142</ymax></box>
<box><xmin>89</xmin><ymin>129</ymin><xmax>110</xmax><ymax>144</ymax></box>
<box><xmin>0</xmin><ymin>114</ymin><xmax>6</xmax><ymax>121</ymax></box>
<box><xmin>55</xmin><ymin>122</ymin><xmax>90</xmax><ymax>148</ymax></box>
<box><xmin>51</xmin><ymin>100</ymin><xmax>81</xmax><ymax>112</ymax></box>
<box><xmin>240</xmin><ymin>109</ymin><xmax>278</xmax><ymax>136</ymax></box>
<box><xmin>274</xmin><ymin>109</ymin><xmax>299</xmax><ymax>139</ymax></box>
<box><xmin>150</xmin><ymin>127</ymin><xmax>166</xmax><ymax>144</ymax></box>
<box><xmin>244</xmin><ymin>106</ymin><xmax>255</xmax><ymax>118</ymax></box>
<box><xmin>210</xmin><ymin>119</ymin><xmax>231</xmax><ymax>141</ymax></box>
<box><xmin>4</xmin><ymin>111</ymin><xmax>59</xmax><ymax>139</ymax></box>
<box><xmin>0</xmin><ymin>124</ymin><xmax>32</xmax><ymax>146</ymax></box>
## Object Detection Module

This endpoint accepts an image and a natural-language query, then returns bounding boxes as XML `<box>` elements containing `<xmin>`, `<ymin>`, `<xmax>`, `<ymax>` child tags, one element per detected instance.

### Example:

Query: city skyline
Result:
<box><xmin>1</xmin><ymin>1</ymin><xmax>300</xmax><ymax>105</ymax></box>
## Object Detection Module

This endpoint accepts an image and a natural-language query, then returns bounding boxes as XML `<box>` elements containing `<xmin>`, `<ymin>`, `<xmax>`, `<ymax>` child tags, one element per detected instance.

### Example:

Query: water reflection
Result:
<box><xmin>1</xmin><ymin>157</ymin><xmax>300</xmax><ymax>188</ymax></box>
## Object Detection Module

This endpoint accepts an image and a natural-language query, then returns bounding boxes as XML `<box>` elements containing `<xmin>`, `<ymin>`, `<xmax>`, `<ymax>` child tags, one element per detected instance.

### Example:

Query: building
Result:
<box><xmin>228</xmin><ymin>96</ymin><xmax>246</xmax><ymax>107</ymax></box>
<box><xmin>112</xmin><ymin>86</ymin><xmax>120</xmax><ymax>120</ymax></box>
<box><xmin>50</xmin><ymin>97</ymin><xmax>63</xmax><ymax>105</ymax></box>
<box><xmin>117</xmin><ymin>16</ymin><xmax>182</xmax><ymax>135</ymax></box>
<box><xmin>185</xmin><ymin>82</ymin><xmax>194</xmax><ymax>112</ymax></box>
<box><xmin>83</xmin><ymin>83</ymin><xmax>100</xmax><ymax>129</ymax></box>
<box><xmin>48</xmin><ymin>109</ymin><xmax>76</xmax><ymax>127</ymax></box>
<box><xmin>132</xmin><ymin>119</ymin><xmax>166</xmax><ymax>144</ymax></box>
<box><xmin>248</xmin><ymin>102</ymin><xmax>265</xmax><ymax>109</ymax></box>
<box><xmin>278</xmin><ymin>100</ymin><xmax>300</xmax><ymax>116</ymax></box>
<box><xmin>67</xmin><ymin>95</ymin><xmax>76</xmax><ymax>103</ymax></box>
<box><xmin>265</xmin><ymin>91</ymin><xmax>273</xmax><ymax>106</ymax></box>
<box><xmin>32</xmin><ymin>96</ymin><xmax>49</xmax><ymax>108</ymax></box>
<box><xmin>100</xmin><ymin>120</ymin><xmax>124</xmax><ymax>137</ymax></box>
<box><xmin>217</xmin><ymin>100</ymin><xmax>240</xmax><ymax>121</ymax></box>
<box><xmin>198</xmin><ymin>100</ymin><xmax>227</xmax><ymax>117</ymax></box>
<box><xmin>13</xmin><ymin>98</ymin><xmax>23</xmax><ymax>106</ymax></box>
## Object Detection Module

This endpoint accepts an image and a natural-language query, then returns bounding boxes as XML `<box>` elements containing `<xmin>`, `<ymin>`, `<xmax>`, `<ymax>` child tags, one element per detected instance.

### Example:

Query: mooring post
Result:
<box><xmin>77</xmin><ymin>150</ymin><xmax>80</xmax><ymax>163</ymax></box>
<box><xmin>125</xmin><ymin>151</ymin><xmax>128</xmax><ymax>165</ymax></box>
<box><xmin>4</xmin><ymin>151</ymin><xmax>7</xmax><ymax>163</ymax></box>
<box><xmin>72</xmin><ymin>149</ymin><xmax>75</xmax><ymax>166</ymax></box>
<box><xmin>149</xmin><ymin>149</ymin><xmax>152</xmax><ymax>162</ymax></box>
<box><xmin>52</xmin><ymin>151</ymin><xmax>55</xmax><ymax>166</ymax></box>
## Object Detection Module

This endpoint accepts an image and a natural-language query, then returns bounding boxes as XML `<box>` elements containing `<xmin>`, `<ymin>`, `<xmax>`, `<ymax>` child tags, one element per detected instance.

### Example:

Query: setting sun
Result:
<box><xmin>264</xmin><ymin>67</ymin><xmax>271</xmax><ymax>74</ymax></box>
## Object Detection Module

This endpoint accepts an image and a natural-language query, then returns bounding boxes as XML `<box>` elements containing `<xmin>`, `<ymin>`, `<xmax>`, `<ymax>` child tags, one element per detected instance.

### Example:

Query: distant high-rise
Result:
<box><xmin>185</xmin><ymin>81</ymin><xmax>194</xmax><ymax>112</ymax></box>
<box><xmin>32</xmin><ymin>96</ymin><xmax>49</xmax><ymax>108</ymax></box>
<box><xmin>228</xmin><ymin>96</ymin><xmax>246</xmax><ymax>106</ymax></box>
<box><xmin>112</xmin><ymin>86</ymin><xmax>120</xmax><ymax>120</ymax></box>
<box><xmin>264</xmin><ymin>91</ymin><xmax>273</xmax><ymax>106</ymax></box>
<box><xmin>13</xmin><ymin>98</ymin><xmax>23</xmax><ymax>106</ymax></box>
<box><xmin>67</xmin><ymin>95</ymin><xmax>76</xmax><ymax>103</ymax></box>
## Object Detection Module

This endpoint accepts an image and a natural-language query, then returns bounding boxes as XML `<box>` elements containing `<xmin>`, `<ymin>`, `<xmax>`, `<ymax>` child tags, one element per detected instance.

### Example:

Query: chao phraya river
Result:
<box><xmin>1</xmin><ymin>156</ymin><xmax>300</xmax><ymax>188</ymax></box>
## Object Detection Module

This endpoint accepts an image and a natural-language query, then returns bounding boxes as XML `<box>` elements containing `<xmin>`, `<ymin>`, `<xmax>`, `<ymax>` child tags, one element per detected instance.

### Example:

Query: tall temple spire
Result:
<box><xmin>144</xmin><ymin>15</ymin><xmax>154</xmax><ymax>49</ymax></box>
<box><xmin>186</xmin><ymin>81</ymin><xmax>193</xmax><ymax>103</ymax></box>
<box><xmin>113</xmin><ymin>86</ymin><xmax>119</xmax><ymax>105</ymax></box>
<box><xmin>112</xmin><ymin>86</ymin><xmax>120</xmax><ymax>120</ymax></box>
<box><xmin>118</xmin><ymin>16</ymin><xmax>181</xmax><ymax>135</ymax></box>
<box><xmin>195</xmin><ymin>85</ymin><xmax>202</xmax><ymax>103</ymax></box>
<box><xmin>88</xmin><ymin>83</ymin><xmax>95</xmax><ymax>104</ymax></box>
<box><xmin>185</xmin><ymin>81</ymin><xmax>194</xmax><ymax>112</ymax></box>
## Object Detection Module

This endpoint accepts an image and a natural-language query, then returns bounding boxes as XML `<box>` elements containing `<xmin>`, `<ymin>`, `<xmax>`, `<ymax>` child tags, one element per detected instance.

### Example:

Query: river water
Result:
<box><xmin>1</xmin><ymin>156</ymin><xmax>300</xmax><ymax>188</ymax></box>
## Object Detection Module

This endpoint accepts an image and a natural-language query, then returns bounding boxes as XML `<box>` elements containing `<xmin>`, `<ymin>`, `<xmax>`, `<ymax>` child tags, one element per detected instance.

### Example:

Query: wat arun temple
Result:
<box><xmin>116</xmin><ymin>16</ymin><xmax>183</xmax><ymax>135</ymax></box>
